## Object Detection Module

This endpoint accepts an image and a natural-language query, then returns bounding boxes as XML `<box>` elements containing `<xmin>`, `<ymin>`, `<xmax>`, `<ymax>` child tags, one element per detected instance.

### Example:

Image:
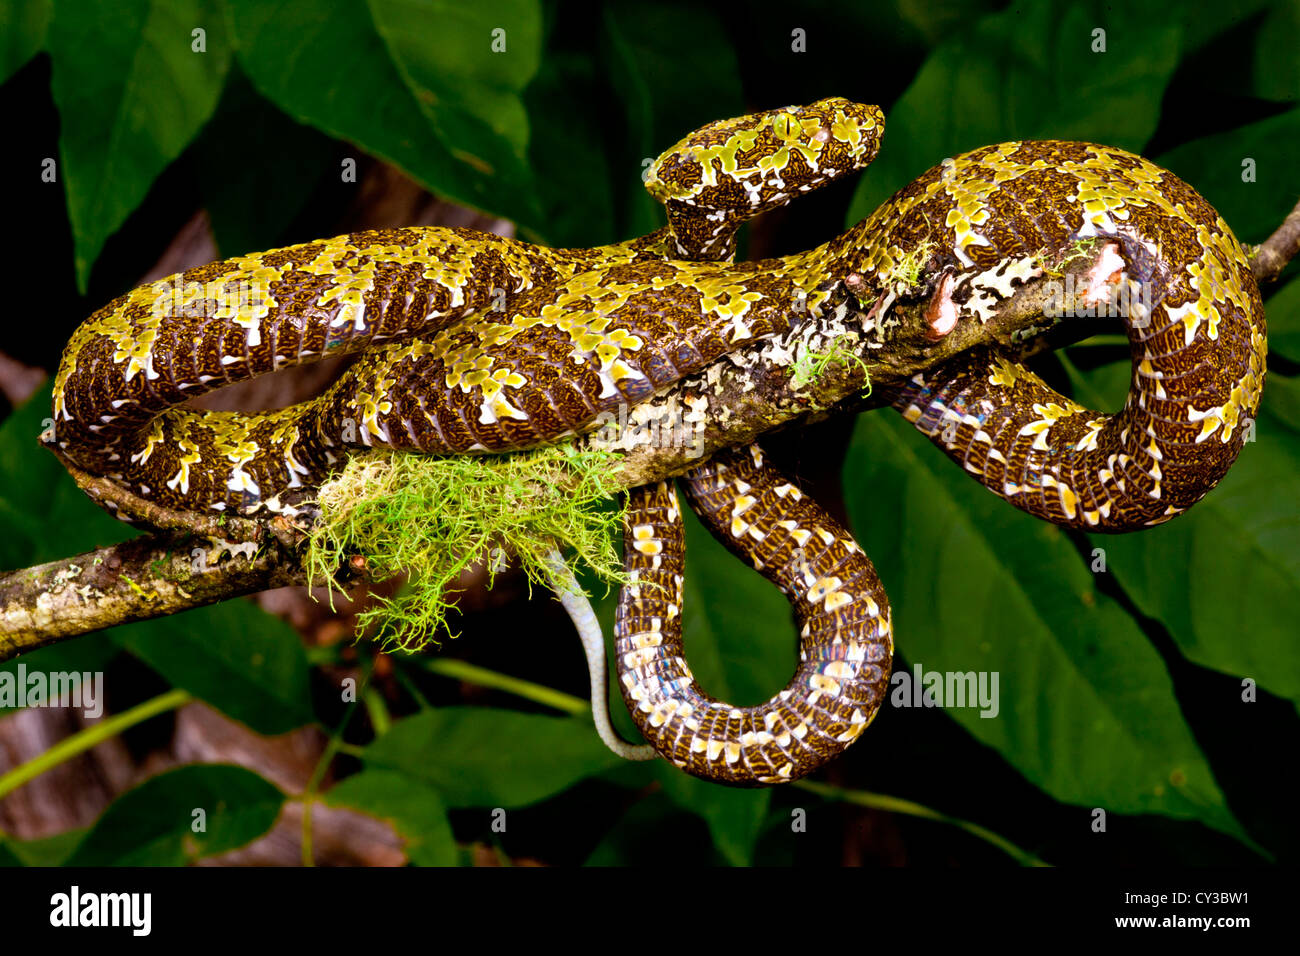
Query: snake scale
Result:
<box><xmin>45</xmin><ymin>98</ymin><xmax>1266</xmax><ymax>786</ymax></box>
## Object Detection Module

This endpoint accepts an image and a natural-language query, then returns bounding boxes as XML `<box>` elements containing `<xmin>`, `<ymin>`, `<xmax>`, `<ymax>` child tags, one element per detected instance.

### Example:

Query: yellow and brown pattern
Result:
<box><xmin>868</xmin><ymin>141</ymin><xmax>1267</xmax><ymax>529</ymax></box>
<box><xmin>45</xmin><ymin>98</ymin><xmax>882</xmax><ymax>516</ymax></box>
<box><xmin>616</xmin><ymin>447</ymin><xmax>892</xmax><ymax>784</ymax></box>
<box><xmin>44</xmin><ymin>97</ymin><xmax>1268</xmax><ymax>785</ymax></box>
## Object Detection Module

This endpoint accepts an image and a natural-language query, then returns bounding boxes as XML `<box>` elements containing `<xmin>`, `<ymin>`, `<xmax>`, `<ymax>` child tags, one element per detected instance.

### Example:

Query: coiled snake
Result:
<box><xmin>45</xmin><ymin>99</ymin><xmax>1267</xmax><ymax>786</ymax></box>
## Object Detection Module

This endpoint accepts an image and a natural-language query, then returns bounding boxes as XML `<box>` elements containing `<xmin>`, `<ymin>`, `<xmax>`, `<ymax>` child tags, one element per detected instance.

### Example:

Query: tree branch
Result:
<box><xmin>4</xmin><ymin>203</ymin><xmax>1297</xmax><ymax>659</ymax></box>
<box><xmin>0</xmin><ymin>532</ymin><xmax>302</xmax><ymax>662</ymax></box>
<box><xmin>1250</xmin><ymin>198</ymin><xmax>1300</xmax><ymax>284</ymax></box>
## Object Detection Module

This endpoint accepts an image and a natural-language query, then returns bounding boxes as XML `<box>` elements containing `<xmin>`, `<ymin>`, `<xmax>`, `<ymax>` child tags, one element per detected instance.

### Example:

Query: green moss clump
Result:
<box><xmin>889</xmin><ymin>239</ymin><xmax>935</xmax><ymax>290</ymax></box>
<box><xmin>790</xmin><ymin>344</ymin><xmax>873</xmax><ymax>392</ymax></box>
<box><xmin>305</xmin><ymin>444</ymin><xmax>628</xmax><ymax>652</ymax></box>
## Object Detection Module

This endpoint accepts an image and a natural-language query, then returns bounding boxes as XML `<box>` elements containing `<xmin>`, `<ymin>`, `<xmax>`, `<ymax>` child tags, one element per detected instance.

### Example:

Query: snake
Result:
<box><xmin>44</xmin><ymin>98</ymin><xmax>1267</xmax><ymax>786</ymax></box>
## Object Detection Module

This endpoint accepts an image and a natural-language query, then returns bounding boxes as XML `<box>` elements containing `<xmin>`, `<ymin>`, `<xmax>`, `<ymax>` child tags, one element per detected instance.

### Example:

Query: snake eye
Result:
<box><xmin>772</xmin><ymin>111</ymin><xmax>800</xmax><ymax>141</ymax></box>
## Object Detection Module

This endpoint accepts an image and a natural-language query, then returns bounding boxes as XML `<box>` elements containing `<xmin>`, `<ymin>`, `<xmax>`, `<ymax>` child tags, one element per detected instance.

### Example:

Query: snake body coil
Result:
<box><xmin>618</xmin><ymin>448</ymin><xmax>892</xmax><ymax>784</ymax></box>
<box><xmin>47</xmin><ymin>99</ymin><xmax>881</xmax><ymax>515</ymax></box>
<box><xmin>46</xmin><ymin>98</ymin><xmax>1266</xmax><ymax>785</ymax></box>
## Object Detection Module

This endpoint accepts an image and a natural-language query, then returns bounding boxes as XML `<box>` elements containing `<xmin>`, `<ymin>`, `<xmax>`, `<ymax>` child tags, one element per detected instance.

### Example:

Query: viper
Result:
<box><xmin>45</xmin><ymin>98</ymin><xmax>1267</xmax><ymax>786</ymax></box>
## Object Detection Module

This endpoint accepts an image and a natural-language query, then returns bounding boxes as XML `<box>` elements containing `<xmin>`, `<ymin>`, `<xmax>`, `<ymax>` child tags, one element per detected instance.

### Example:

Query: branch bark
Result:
<box><xmin>1250</xmin><ymin>198</ymin><xmax>1300</xmax><ymax>285</ymax></box>
<box><xmin>4</xmin><ymin>204</ymin><xmax>1297</xmax><ymax>661</ymax></box>
<box><xmin>0</xmin><ymin>533</ymin><xmax>302</xmax><ymax>661</ymax></box>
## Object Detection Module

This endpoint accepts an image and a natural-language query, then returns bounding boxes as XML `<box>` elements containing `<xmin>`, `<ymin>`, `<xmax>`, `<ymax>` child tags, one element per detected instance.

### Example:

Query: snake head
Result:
<box><xmin>645</xmin><ymin>98</ymin><xmax>885</xmax><ymax>230</ymax></box>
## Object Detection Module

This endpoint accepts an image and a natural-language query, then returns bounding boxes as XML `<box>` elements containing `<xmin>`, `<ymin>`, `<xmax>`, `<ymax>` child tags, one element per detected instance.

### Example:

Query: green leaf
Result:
<box><xmin>894</xmin><ymin>0</ymin><xmax>1004</xmax><ymax>47</ymax></box>
<box><xmin>1263</xmin><ymin>276</ymin><xmax>1300</xmax><ymax>362</ymax></box>
<box><xmin>523</xmin><ymin>50</ymin><xmax>616</xmax><ymax>247</ymax></box>
<box><xmin>600</xmin><ymin>2</ymin><xmax>744</xmax><ymax>238</ymax></box>
<box><xmin>111</xmin><ymin>600</ymin><xmax>313</xmax><ymax>735</ymax></box>
<box><xmin>1156</xmin><ymin>108</ymin><xmax>1300</xmax><ymax>246</ymax></box>
<box><xmin>325</xmin><ymin>769</ymin><xmax>457</xmax><ymax>866</ymax></box>
<box><xmin>1261</xmin><ymin>373</ymin><xmax>1300</xmax><ymax>433</ymax></box>
<box><xmin>0</xmin><ymin>827</ymin><xmax>86</xmax><ymax>866</ymax></box>
<box><xmin>848</xmin><ymin>0</ymin><xmax>1180</xmax><ymax>225</ymax></box>
<box><xmin>1253</xmin><ymin>0</ymin><xmax>1300</xmax><ymax>102</ymax></box>
<box><xmin>0</xmin><ymin>384</ymin><xmax>312</xmax><ymax>732</ymax></box>
<box><xmin>0</xmin><ymin>383</ymin><xmax>134</xmax><ymax>570</ymax></box>
<box><xmin>48</xmin><ymin>0</ymin><xmax>231</xmax><ymax>290</ymax></box>
<box><xmin>583</xmin><ymin>790</ymin><xmax>718</xmax><ymax>865</ymax></box>
<box><xmin>196</xmin><ymin>66</ymin><xmax>335</xmax><ymax>258</ymax></box>
<box><xmin>65</xmin><ymin>764</ymin><xmax>283</xmax><ymax>865</ymax></box>
<box><xmin>226</xmin><ymin>0</ymin><xmax>543</xmax><ymax>236</ymax></box>
<box><xmin>367</xmin><ymin>0</ymin><xmax>540</xmax><ymax>185</ymax></box>
<box><xmin>844</xmin><ymin>412</ymin><xmax>1250</xmax><ymax>843</ymax></box>
<box><xmin>653</xmin><ymin>763</ymin><xmax>769</xmax><ymax>867</ymax></box>
<box><xmin>1177</xmin><ymin>0</ymin><xmax>1275</xmax><ymax>54</ymax></box>
<box><xmin>363</xmin><ymin>707</ymin><xmax>623</xmax><ymax>808</ymax></box>
<box><xmin>1061</xmin><ymin>354</ymin><xmax>1300</xmax><ymax>705</ymax></box>
<box><xmin>0</xmin><ymin>0</ymin><xmax>50</xmax><ymax>85</ymax></box>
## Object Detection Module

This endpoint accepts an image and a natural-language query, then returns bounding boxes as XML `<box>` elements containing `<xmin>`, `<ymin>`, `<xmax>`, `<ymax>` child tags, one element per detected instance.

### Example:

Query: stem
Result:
<box><xmin>301</xmin><ymin>656</ymin><xmax>374</xmax><ymax>866</ymax></box>
<box><xmin>390</xmin><ymin>660</ymin><xmax>432</xmax><ymax>710</ymax></box>
<box><xmin>792</xmin><ymin>779</ymin><xmax>1049</xmax><ymax>866</ymax></box>
<box><xmin>1068</xmin><ymin>334</ymin><xmax>1129</xmax><ymax>348</ymax></box>
<box><xmin>416</xmin><ymin>657</ymin><xmax>588</xmax><ymax>716</ymax></box>
<box><xmin>0</xmin><ymin>688</ymin><xmax>192</xmax><ymax>800</ymax></box>
<box><xmin>362</xmin><ymin>687</ymin><xmax>391</xmax><ymax>736</ymax></box>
